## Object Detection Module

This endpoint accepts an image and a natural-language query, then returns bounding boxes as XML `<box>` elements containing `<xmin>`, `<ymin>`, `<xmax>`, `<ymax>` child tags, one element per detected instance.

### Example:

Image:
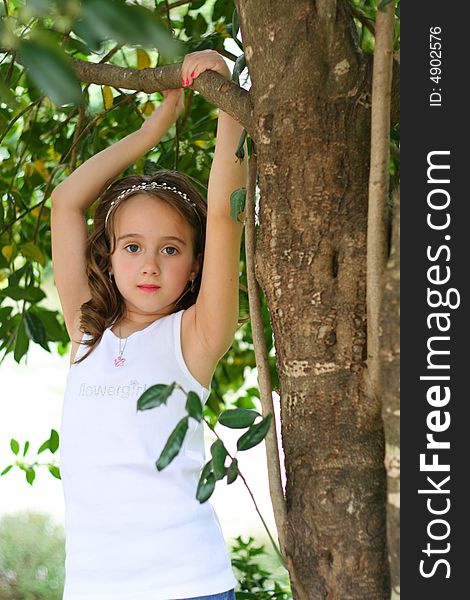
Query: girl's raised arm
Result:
<box><xmin>50</xmin><ymin>91</ymin><xmax>184</xmax><ymax>343</ymax></box>
<box><xmin>50</xmin><ymin>91</ymin><xmax>183</xmax><ymax>209</ymax></box>
<box><xmin>180</xmin><ymin>51</ymin><xmax>249</xmax><ymax>360</ymax></box>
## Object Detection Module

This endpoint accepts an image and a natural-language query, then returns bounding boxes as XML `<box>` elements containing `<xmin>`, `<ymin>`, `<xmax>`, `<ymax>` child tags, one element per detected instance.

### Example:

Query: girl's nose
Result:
<box><xmin>142</xmin><ymin>265</ymin><xmax>160</xmax><ymax>275</ymax></box>
<box><xmin>141</xmin><ymin>258</ymin><xmax>161</xmax><ymax>275</ymax></box>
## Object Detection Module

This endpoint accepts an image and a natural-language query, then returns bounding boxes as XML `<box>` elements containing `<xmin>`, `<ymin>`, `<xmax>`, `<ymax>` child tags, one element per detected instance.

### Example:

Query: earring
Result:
<box><xmin>190</xmin><ymin>278</ymin><xmax>195</xmax><ymax>293</ymax></box>
<box><xmin>108</xmin><ymin>272</ymin><xmax>113</xmax><ymax>282</ymax></box>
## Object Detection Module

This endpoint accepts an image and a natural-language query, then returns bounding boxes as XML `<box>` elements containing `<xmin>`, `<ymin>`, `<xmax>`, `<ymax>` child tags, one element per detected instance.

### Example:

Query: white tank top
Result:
<box><xmin>60</xmin><ymin>308</ymin><xmax>237</xmax><ymax>600</ymax></box>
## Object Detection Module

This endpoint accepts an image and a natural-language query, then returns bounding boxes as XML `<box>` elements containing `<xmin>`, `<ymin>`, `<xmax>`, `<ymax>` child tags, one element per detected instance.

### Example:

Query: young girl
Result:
<box><xmin>50</xmin><ymin>50</ymin><xmax>247</xmax><ymax>600</ymax></box>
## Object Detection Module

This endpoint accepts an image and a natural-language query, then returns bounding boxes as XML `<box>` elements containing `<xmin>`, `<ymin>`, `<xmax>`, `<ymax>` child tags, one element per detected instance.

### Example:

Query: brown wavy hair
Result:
<box><xmin>72</xmin><ymin>169</ymin><xmax>207</xmax><ymax>366</ymax></box>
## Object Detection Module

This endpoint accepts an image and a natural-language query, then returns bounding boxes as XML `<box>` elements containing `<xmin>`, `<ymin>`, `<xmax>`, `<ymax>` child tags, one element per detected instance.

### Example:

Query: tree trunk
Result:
<box><xmin>237</xmin><ymin>0</ymin><xmax>390</xmax><ymax>597</ymax></box>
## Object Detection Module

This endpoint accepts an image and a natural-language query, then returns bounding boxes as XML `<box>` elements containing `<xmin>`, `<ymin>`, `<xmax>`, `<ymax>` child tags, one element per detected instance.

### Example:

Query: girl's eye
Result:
<box><xmin>123</xmin><ymin>244</ymin><xmax>178</xmax><ymax>255</ymax></box>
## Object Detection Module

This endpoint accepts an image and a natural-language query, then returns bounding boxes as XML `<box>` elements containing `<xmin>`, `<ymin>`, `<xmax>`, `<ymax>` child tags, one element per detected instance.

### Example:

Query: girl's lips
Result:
<box><xmin>138</xmin><ymin>285</ymin><xmax>160</xmax><ymax>293</ymax></box>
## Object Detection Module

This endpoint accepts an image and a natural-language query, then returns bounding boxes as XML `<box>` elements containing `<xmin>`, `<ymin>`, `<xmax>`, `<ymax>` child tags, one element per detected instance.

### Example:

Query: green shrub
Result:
<box><xmin>0</xmin><ymin>511</ymin><xmax>65</xmax><ymax>599</ymax></box>
<box><xmin>231</xmin><ymin>535</ymin><xmax>292</xmax><ymax>599</ymax></box>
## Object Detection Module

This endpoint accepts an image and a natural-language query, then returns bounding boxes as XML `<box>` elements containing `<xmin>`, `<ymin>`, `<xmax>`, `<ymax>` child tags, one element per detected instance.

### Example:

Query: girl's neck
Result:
<box><xmin>110</xmin><ymin>310</ymin><xmax>172</xmax><ymax>337</ymax></box>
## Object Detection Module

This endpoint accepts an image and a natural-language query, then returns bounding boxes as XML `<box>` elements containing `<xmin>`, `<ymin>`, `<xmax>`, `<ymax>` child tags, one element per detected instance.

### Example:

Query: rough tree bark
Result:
<box><xmin>236</xmin><ymin>0</ymin><xmax>390</xmax><ymax>597</ymax></box>
<box><xmin>380</xmin><ymin>190</ymin><xmax>400</xmax><ymax>599</ymax></box>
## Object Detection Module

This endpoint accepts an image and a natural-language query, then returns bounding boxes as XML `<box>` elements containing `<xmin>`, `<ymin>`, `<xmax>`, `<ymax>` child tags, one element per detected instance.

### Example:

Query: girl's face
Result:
<box><xmin>109</xmin><ymin>193</ymin><xmax>200</xmax><ymax>322</ymax></box>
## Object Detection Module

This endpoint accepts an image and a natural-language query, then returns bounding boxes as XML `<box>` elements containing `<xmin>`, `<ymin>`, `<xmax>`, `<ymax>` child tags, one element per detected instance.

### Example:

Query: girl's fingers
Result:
<box><xmin>181</xmin><ymin>61</ymin><xmax>198</xmax><ymax>86</ymax></box>
<box><xmin>181</xmin><ymin>50</ymin><xmax>230</xmax><ymax>86</ymax></box>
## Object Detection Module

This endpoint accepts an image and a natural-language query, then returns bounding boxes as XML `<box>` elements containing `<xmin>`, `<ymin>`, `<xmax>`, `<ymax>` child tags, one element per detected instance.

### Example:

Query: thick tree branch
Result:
<box><xmin>70</xmin><ymin>58</ymin><xmax>253</xmax><ymax>134</ymax></box>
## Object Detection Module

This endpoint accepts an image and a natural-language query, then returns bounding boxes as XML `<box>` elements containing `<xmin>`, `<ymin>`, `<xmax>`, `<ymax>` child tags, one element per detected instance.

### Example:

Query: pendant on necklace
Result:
<box><xmin>114</xmin><ymin>325</ymin><xmax>127</xmax><ymax>367</ymax></box>
<box><xmin>114</xmin><ymin>355</ymin><xmax>126</xmax><ymax>367</ymax></box>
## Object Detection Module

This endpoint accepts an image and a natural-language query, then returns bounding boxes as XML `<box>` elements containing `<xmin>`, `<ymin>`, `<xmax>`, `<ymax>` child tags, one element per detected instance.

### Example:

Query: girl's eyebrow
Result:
<box><xmin>117</xmin><ymin>233</ymin><xmax>187</xmax><ymax>246</ymax></box>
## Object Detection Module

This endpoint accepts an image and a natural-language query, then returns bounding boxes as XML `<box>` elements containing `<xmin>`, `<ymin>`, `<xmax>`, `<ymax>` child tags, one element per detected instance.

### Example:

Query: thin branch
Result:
<box><xmin>244</xmin><ymin>143</ymin><xmax>289</xmax><ymax>567</ymax></box>
<box><xmin>366</xmin><ymin>2</ymin><xmax>395</xmax><ymax>400</ymax></box>
<box><xmin>0</xmin><ymin>96</ymin><xmax>44</xmax><ymax>144</ymax></box>
<box><xmin>159</xmin><ymin>0</ymin><xmax>200</xmax><ymax>12</ymax></box>
<box><xmin>200</xmin><ymin>412</ymin><xmax>284</xmax><ymax>566</ymax></box>
<box><xmin>350</xmin><ymin>4</ymin><xmax>376</xmax><ymax>37</ymax></box>
<box><xmin>70</xmin><ymin>104</ymin><xmax>86</xmax><ymax>170</ymax></box>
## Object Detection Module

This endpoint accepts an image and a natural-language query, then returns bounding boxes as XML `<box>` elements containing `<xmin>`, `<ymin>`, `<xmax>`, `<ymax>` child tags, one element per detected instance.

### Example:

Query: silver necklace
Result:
<box><xmin>114</xmin><ymin>326</ymin><xmax>128</xmax><ymax>367</ymax></box>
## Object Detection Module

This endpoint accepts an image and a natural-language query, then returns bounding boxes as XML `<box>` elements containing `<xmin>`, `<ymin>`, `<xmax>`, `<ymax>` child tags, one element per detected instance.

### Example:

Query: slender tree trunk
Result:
<box><xmin>237</xmin><ymin>0</ymin><xmax>390</xmax><ymax>596</ymax></box>
<box><xmin>380</xmin><ymin>189</ymin><xmax>400</xmax><ymax>598</ymax></box>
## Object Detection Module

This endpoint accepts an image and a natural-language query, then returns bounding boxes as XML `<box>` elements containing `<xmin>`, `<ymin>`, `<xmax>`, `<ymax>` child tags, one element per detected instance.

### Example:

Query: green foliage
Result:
<box><xmin>136</xmin><ymin>381</ymin><xmax>176</xmax><ymax>411</ymax></box>
<box><xmin>186</xmin><ymin>390</ymin><xmax>203</xmax><ymax>422</ymax></box>
<box><xmin>1</xmin><ymin>429</ymin><xmax>61</xmax><ymax>483</ymax></box>
<box><xmin>17</xmin><ymin>34</ymin><xmax>83</xmax><ymax>107</ymax></box>
<box><xmin>231</xmin><ymin>535</ymin><xmax>292</xmax><ymax>599</ymax></box>
<box><xmin>349</xmin><ymin>0</ymin><xmax>400</xmax><ymax>53</ymax></box>
<box><xmin>230</xmin><ymin>185</ymin><xmax>246</xmax><ymax>222</ymax></box>
<box><xmin>0</xmin><ymin>511</ymin><xmax>65</xmax><ymax>599</ymax></box>
<box><xmin>156</xmin><ymin>416</ymin><xmax>190</xmax><ymax>470</ymax></box>
<box><xmin>219</xmin><ymin>407</ymin><xmax>260</xmax><ymax>428</ymax></box>
<box><xmin>237</xmin><ymin>414</ymin><xmax>272</xmax><ymax>451</ymax></box>
<box><xmin>135</xmin><ymin>382</ymin><xmax>271</xmax><ymax>503</ymax></box>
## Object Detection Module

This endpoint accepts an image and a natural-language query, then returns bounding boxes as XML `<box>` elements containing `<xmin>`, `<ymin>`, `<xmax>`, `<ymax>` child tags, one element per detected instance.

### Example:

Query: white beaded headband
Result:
<box><xmin>104</xmin><ymin>181</ymin><xmax>198</xmax><ymax>229</ymax></box>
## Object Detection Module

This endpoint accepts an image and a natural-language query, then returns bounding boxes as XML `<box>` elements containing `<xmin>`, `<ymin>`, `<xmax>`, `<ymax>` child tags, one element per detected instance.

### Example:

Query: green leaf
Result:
<box><xmin>137</xmin><ymin>382</ymin><xmax>175</xmax><ymax>411</ymax></box>
<box><xmin>32</xmin><ymin>308</ymin><xmax>66</xmax><ymax>343</ymax></box>
<box><xmin>232</xmin><ymin>53</ymin><xmax>246</xmax><ymax>86</ymax></box>
<box><xmin>200</xmin><ymin>460</ymin><xmax>212</xmax><ymax>480</ymax></box>
<box><xmin>210</xmin><ymin>439</ymin><xmax>228</xmax><ymax>480</ymax></box>
<box><xmin>14</xmin><ymin>320</ymin><xmax>29</xmax><ymax>363</ymax></box>
<box><xmin>218</xmin><ymin>407</ymin><xmax>260</xmax><ymax>429</ymax></box>
<box><xmin>48</xmin><ymin>465</ymin><xmax>61</xmax><ymax>480</ymax></box>
<box><xmin>232</xmin><ymin>8</ymin><xmax>239</xmax><ymax>40</ymax></box>
<box><xmin>24</xmin><ymin>311</ymin><xmax>49</xmax><ymax>351</ymax></box>
<box><xmin>7</xmin><ymin>263</ymin><xmax>29</xmax><ymax>287</ymax></box>
<box><xmin>196</xmin><ymin>467</ymin><xmax>216</xmax><ymax>503</ymax></box>
<box><xmin>156</xmin><ymin>417</ymin><xmax>189</xmax><ymax>470</ymax></box>
<box><xmin>184</xmin><ymin>13</ymin><xmax>208</xmax><ymax>38</ymax></box>
<box><xmin>226</xmin><ymin>457</ymin><xmax>238</xmax><ymax>484</ymax></box>
<box><xmin>19</xmin><ymin>242</ymin><xmax>45</xmax><ymax>266</ymax></box>
<box><xmin>235</xmin><ymin>129</ymin><xmax>246</xmax><ymax>160</ymax></box>
<box><xmin>213</xmin><ymin>0</ymin><xmax>233</xmax><ymax>22</ymax></box>
<box><xmin>0</xmin><ymin>79</ymin><xmax>18</xmax><ymax>108</ymax></box>
<box><xmin>230</xmin><ymin>8</ymin><xmax>244</xmax><ymax>52</ymax></box>
<box><xmin>1</xmin><ymin>465</ymin><xmax>13</xmax><ymax>476</ymax></box>
<box><xmin>26</xmin><ymin>467</ymin><xmax>36</xmax><ymax>485</ymax></box>
<box><xmin>10</xmin><ymin>439</ymin><xmax>20</xmax><ymax>455</ymax></box>
<box><xmin>49</xmin><ymin>429</ymin><xmax>60</xmax><ymax>453</ymax></box>
<box><xmin>230</xmin><ymin>186</ymin><xmax>246</xmax><ymax>223</ymax></box>
<box><xmin>0</xmin><ymin>285</ymin><xmax>46</xmax><ymax>303</ymax></box>
<box><xmin>23</xmin><ymin>441</ymin><xmax>30</xmax><ymax>457</ymax></box>
<box><xmin>237</xmin><ymin>413</ymin><xmax>273</xmax><ymax>451</ymax></box>
<box><xmin>189</xmin><ymin>0</ymin><xmax>207</xmax><ymax>10</ymax></box>
<box><xmin>186</xmin><ymin>391</ymin><xmax>203</xmax><ymax>422</ymax></box>
<box><xmin>37</xmin><ymin>429</ymin><xmax>59</xmax><ymax>454</ymax></box>
<box><xmin>378</xmin><ymin>0</ymin><xmax>394</xmax><ymax>9</ymax></box>
<box><xmin>80</xmin><ymin>0</ymin><xmax>184</xmax><ymax>60</ymax></box>
<box><xmin>17</xmin><ymin>37</ymin><xmax>83</xmax><ymax>106</ymax></box>
<box><xmin>37</xmin><ymin>440</ymin><xmax>48</xmax><ymax>454</ymax></box>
